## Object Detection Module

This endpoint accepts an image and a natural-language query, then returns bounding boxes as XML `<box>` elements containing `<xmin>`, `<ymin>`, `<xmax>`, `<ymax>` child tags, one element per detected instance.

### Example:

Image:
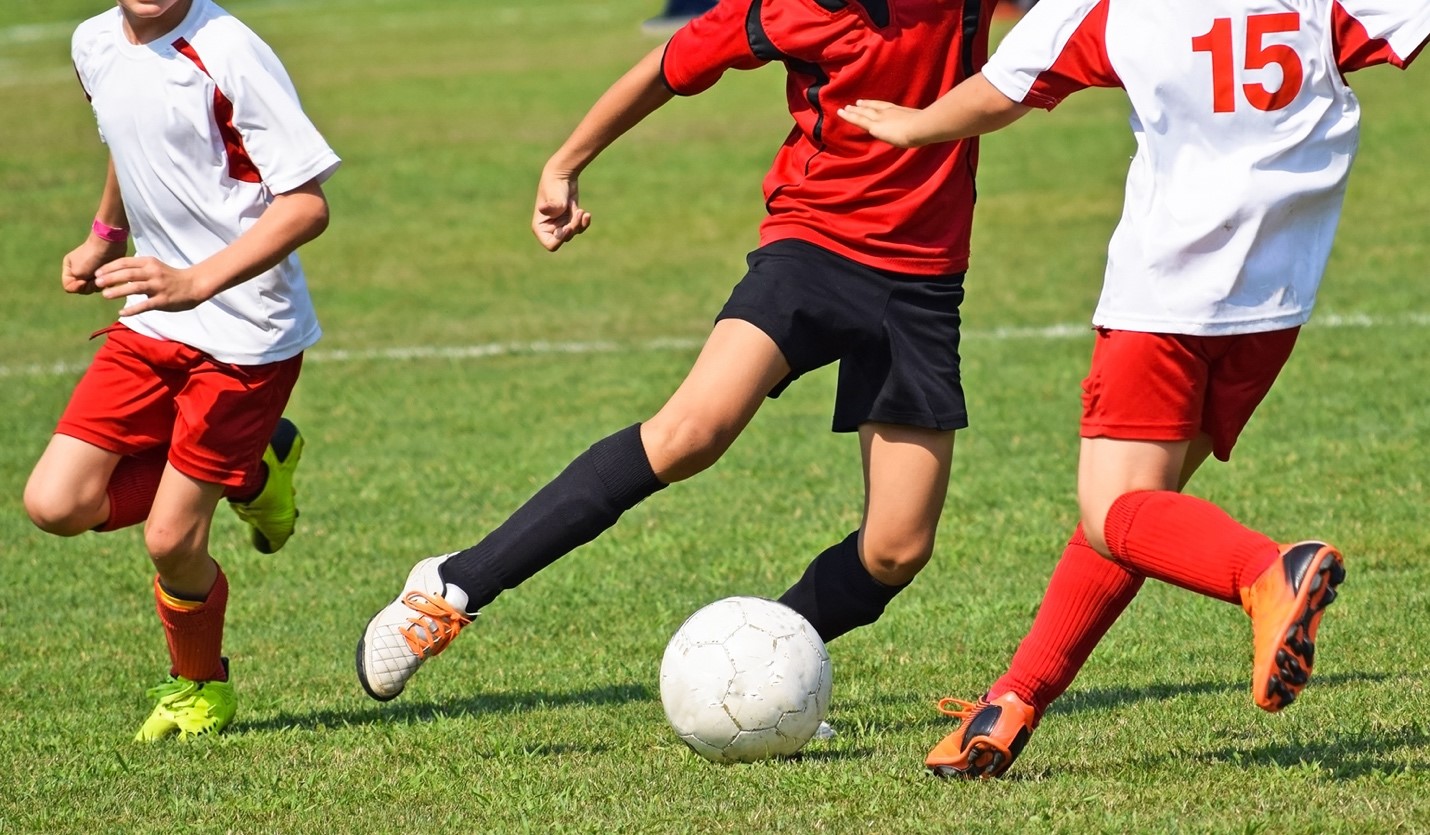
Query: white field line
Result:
<box><xmin>6</xmin><ymin>312</ymin><xmax>1429</xmax><ymax>380</ymax></box>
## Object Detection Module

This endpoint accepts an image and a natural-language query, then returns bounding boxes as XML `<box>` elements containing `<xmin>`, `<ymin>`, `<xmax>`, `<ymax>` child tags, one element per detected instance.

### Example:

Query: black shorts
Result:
<box><xmin>716</xmin><ymin>239</ymin><xmax>968</xmax><ymax>433</ymax></box>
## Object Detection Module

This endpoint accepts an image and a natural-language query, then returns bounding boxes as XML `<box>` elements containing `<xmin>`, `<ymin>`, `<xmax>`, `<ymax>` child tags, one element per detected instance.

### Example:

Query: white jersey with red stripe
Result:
<box><xmin>983</xmin><ymin>0</ymin><xmax>1430</xmax><ymax>335</ymax></box>
<box><xmin>72</xmin><ymin>0</ymin><xmax>340</xmax><ymax>364</ymax></box>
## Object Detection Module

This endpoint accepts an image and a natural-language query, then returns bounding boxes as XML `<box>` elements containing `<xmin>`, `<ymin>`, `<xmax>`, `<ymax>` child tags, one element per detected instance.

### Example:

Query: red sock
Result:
<box><xmin>154</xmin><ymin>567</ymin><xmax>229</xmax><ymax>682</ymax></box>
<box><xmin>991</xmin><ymin>525</ymin><xmax>1144</xmax><ymax>718</ymax></box>
<box><xmin>1103</xmin><ymin>491</ymin><xmax>1278</xmax><ymax>605</ymax></box>
<box><xmin>96</xmin><ymin>446</ymin><xmax>168</xmax><ymax>532</ymax></box>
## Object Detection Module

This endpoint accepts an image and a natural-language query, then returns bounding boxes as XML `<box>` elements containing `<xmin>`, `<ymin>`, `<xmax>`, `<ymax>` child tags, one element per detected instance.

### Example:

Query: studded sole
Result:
<box><xmin>1263</xmin><ymin>553</ymin><xmax>1346</xmax><ymax>710</ymax></box>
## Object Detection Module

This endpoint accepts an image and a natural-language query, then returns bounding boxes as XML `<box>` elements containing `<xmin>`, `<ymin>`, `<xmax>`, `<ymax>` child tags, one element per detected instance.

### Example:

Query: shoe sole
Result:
<box><xmin>928</xmin><ymin>736</ymin><xmax>1018</xmax><ymax>780</ymax></box>
<box><xmin>355</xmin><ymin>610</ymin><xmax>403</xmax><ymax>703</ymax></box>
<box><xmin>929</xmin><ymin>740</ymin><xmax>1010</xmax><ymax>779</ymax></box>
<box><xmin>1259</xmin><ymin>545</ymin><xmax>1346</xmax><ymax>711</ymax></box>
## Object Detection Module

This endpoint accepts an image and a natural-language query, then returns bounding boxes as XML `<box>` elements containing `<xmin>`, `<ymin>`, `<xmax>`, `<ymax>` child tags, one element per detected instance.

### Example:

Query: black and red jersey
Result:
<box><xmin>661</xmin><ymin>0</ymin><xmax>998</xmax><ymax>275</ymax></box>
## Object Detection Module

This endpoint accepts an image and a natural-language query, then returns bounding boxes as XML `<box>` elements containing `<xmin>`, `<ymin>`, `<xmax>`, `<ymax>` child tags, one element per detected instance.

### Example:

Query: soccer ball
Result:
<box><xmin>659</xmin><ymin>596</ymin><xmax>832</xmax><ymax>763</ymax></box>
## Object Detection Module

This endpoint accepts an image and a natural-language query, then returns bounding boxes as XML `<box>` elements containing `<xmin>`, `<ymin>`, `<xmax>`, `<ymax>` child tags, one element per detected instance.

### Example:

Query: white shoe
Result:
<box><xmin>814</xmin><ymin>721</ymin><xmax>837</xmax><ymax>740</ymax></box>
<box><xmin>356</xmin><ymin>555</ymin><xmax>473</xmax><ymax>701</ymax></box>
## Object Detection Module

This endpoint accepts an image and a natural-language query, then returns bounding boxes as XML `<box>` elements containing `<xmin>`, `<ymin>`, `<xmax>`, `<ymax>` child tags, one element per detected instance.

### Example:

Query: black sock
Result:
<box><xmin>777</xmin><ymin>531</ymin><xmax>909</xmax><ymax>643</ymax></box>
<box><xmin>438</xmin><ymin>423</ymin><xmax>665</xmax><ymax>613</ymax></box>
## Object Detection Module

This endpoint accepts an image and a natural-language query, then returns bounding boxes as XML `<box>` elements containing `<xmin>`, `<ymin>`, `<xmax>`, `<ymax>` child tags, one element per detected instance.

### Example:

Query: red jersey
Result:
<box><xmin>661</xmin><ymin>0</ymin><xmax>997</xmax><ymax>275</ymax></box>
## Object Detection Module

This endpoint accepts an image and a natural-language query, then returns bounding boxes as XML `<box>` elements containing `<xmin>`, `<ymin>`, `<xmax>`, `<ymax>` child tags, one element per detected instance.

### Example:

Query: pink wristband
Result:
<box><xmin>92</xmin><ymin>218</ymin><xmax>129</xmax><ymax>243</ymax></box>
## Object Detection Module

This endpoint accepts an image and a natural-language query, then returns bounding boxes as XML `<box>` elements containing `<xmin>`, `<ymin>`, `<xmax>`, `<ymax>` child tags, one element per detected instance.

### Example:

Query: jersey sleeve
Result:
<box><xmin>981</xmin><ymin>0</ymin><xmax>1120</xmax><ymax>110</ymax></box>
<box><xmin>661</xmin><ymin>0</ymin><xmax>768</xmax><ymax>96</ymax></box>
<box><xmin>1332</xmin><ymin>0</ymin><xmax>1430</xmax><ymax>71</ymax></box>
<box><xmin>213</xmin><ymin>29</ymin><xmax>341</xmax><ymax>193</ymax></box>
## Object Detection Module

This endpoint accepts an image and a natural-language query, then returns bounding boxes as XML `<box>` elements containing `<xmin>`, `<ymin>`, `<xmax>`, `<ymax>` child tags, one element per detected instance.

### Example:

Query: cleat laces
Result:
<box><xmin>147</xmin><ymin>677</ymin><xmax>199</xmax><ymax>707</ymax></box>
<box><xmin>936</xmin><ymin>697</ymin><xmax>980</xmax><ymax>720</ymax></box>
<box><xmin>397</xmin><ymin>591</ymin><xmax>471</xmax><ymax>658</ymax></box>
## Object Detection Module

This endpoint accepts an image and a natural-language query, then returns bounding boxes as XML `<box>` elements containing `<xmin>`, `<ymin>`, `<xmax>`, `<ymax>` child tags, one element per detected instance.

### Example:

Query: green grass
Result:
<box><xmin>3</xmin><ymin>1</ymin><xmax>1429</xmax><ymax>832</ymax></box>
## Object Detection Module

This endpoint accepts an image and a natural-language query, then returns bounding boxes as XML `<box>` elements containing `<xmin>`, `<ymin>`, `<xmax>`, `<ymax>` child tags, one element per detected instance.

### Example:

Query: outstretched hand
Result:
<box><xmin>836</xmin><ymin>99</ymin><xmax>931</xmax><ymax>148</ymax></box>
<box><xmin>532</xmin><ymin>170</ymin><xmax>592</xmax><ymax>252</ymax></box>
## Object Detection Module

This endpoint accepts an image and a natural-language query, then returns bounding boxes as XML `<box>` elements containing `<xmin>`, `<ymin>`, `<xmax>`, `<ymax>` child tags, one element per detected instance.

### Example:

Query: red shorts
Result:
<box><xmin>1080</xmin><ymin>327</ymin><xmax>1299</xmax><ymax>461</ymax></box>
<box><xmin>56</xmin><ymin>324</ymin><xmax>303</xmax><ymax>490</ymax></box>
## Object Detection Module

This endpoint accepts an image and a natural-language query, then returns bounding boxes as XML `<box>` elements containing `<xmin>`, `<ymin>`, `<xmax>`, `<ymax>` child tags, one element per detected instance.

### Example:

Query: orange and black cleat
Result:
<box><xmin>1240</xmin><ymin>541</ymin><xmax>1345</xmax><ymax>712</ymax></box>
<box><xmin>925</xmin><ymin>690</ymin><xmax>1037</xmax><ymax>779</ymax></box>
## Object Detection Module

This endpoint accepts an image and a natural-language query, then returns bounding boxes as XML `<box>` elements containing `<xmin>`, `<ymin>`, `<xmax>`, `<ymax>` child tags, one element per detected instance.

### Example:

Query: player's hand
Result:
<box><xmin>532</xmin><ymin>169</ymin><xmax>591</xmax><ymax>252</ymax></box>
<box><xmin>94</xmin><ymin>256</ymin><xmax>211</xmax><ymax>315</ymax></box>
<box><xmin>60</xmin><ymin>237</ymin><xmax>127</xmax><ymax>295</ymax></box>
<box><xmin>836</xmin><ymin>100</ymin><xmax>930</xmax><ymax>148</ymax></box>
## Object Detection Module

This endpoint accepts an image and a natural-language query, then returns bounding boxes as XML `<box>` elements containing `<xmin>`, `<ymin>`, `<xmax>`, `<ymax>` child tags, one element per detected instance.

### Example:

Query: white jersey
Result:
<box><xmin>72</xmin><ymin>0</ymin><xmax>341</xmax><ymax>364</ymax></box>
<box><xmin>983</xmin><ymin>0</ymin><xmax>1430</xmax><ymax>335</ymax></box>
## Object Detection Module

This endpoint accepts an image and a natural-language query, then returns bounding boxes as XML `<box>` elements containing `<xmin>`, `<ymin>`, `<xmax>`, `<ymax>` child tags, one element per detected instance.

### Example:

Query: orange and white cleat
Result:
<box><xmin>925</xmin><ymin>690</ymin><xmax>1038</xmax><ymax>779</ymax></box>
<box><xmin>356</xmin><ymin>554</ymin><xmax>474</xmax><ymax>701</ymax></box>
<box><xmin>1240</xmin><ymin>541</ymin><xmax>1345</xmax><ymax>712</ymax></box>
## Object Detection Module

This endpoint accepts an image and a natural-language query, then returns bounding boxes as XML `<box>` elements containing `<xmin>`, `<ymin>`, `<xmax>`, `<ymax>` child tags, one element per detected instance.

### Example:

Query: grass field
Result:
<box><xmin>3</xmin><ymin>1</ymin><xmax>1429</xmax><ymax>831</ymax></box>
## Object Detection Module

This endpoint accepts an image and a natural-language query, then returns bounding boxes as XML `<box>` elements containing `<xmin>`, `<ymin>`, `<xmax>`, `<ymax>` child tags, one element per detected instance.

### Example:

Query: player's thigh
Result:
<box><xmin>859</xmin><ymin>422</ymin><xmax>955</xmax><ymax>571</ymax></box>
<box><xmin>644</xmin><ymin>319</ymin><xmax>791</xmax><ymax>478</ymax></box>
<box><xmin>24</xmin><ymin>434</ymin><xmax>124</xmax><ymax>527</ymax></box>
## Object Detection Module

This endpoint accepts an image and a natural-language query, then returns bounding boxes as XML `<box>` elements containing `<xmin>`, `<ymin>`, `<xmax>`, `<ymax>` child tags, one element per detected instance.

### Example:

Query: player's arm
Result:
<box><xmin>94</xmin><ymin>178</ymin><xmax>330</xmax><ymax>315</ymax></box>
<box><xmin>61</xmin><ymin>156</ymin><xmax>128</xmax><ymax>295</ymax></box>
<box><xmin>533</xmin><ymin>44</ymin><xmax>674</xmax><ymax>252</ymax></box>
<box><xmin>837</xmin><ymin>73</ymin><xmax>1032</xmax><ymax>147</ymax></box>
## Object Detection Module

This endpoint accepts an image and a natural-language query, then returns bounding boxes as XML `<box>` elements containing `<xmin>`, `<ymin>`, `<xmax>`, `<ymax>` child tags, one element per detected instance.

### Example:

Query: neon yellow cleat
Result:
<box><xmin>230</xmin><ymin>418</ymin><xmax>304</xmax><ymax>554</ymax></box>
<box><xmin>134</xmin><ymin>663</ymin><xmax>236</xmax><ymax>742</ymax></box>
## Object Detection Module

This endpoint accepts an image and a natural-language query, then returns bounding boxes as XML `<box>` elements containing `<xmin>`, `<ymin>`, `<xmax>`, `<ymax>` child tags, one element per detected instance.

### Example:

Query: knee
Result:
<box><xmin>860</xmin><ymin>530</ymin><xmax>935</xmax><ymax>586</ymax></box>
<box><xmin>23</xmin><ymin>481</ymin><xmax>97</xmax><ymax>537</ymax></box>
<box><xmin>143</xmin><ymin>521</ymin><xmax>205</xmax><ymax>572</ymax></box>
<box><xmin>641</xmin><ymin>415</ymin><xmax>738</xmax><ymax>482</ymax></box>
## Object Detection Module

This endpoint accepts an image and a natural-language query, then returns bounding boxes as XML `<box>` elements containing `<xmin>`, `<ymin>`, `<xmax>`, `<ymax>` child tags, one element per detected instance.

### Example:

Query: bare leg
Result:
<box><xmin>642</xmin><ymin>318</ymin><xmax>792</xmax><ymax>482</ymax></box>
<box><xmin>778</xmin><ymin>423</ymin><xmax>954</xmax><ymax>642</ymax></box>
<box><xmin>858</xmin><ymin>422</ymin><xmax>955</xmax><ymax>585</ymax></box>
<box><xmin>145</xmin><ymin>465</ymin><xmax>225</xmax><ymax>598</ymax></box>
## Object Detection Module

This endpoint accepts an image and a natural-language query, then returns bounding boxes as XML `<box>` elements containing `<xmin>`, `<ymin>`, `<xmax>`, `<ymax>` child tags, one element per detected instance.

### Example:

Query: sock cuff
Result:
<box><xmin>1103</xmin><ymin>490</ymin><xmax>1158</xmax><ymax>560</ymax></box>
<box><xmin>833</xmin><ymin>530</ymin><xmax>908</xmax><ymax>597</ymax></box>
<box><xmin>155</xmin><ymin>565</ymin><xmax>229</xmax><ymax>613</ymax></box>
<box><xmin>588</xmin><ymin>423</ymin><xmax>665</xmax><ymax>509</ymax></box>
<box><xmin>1068</xmin><ymin>522</ymin><xmax>1090</xmax><ymax>550</ymax></box>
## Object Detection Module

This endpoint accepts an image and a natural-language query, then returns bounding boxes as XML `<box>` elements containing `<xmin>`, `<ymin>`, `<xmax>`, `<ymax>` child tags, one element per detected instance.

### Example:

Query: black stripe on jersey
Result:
<box><xmin>805</xmin><ymin>0</ymin><xmax>890</xmax><ymax>27</ymax></box>
<box><xmin>960</xmin><ymin>0</ymin><xmax>985</xmax><ymax>79</ymax></box>
<box><xmin>859</xmin><ymin>0</ymin><xmax>891</xmax><ymax>28</ymax></box>
<box><xmin>745</xmin><ymin>0</ymin><xmax>834</xmax><ymax>145</ymax></box>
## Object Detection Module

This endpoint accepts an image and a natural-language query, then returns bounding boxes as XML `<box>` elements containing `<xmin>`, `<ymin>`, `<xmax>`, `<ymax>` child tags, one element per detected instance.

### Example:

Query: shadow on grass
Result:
<box><xmin>1201</xmin><ymin>723</ymin><xmax>1430</xmax><ymax>780</ymax></box>
<box><xmin>234</xmin><ymin>683</ymin><xmax>873</xmax><ymax>762</ymax></box>
<box><xmin>233</xmin><ymin>681</ymin><xmax>653</xmax><ymax>736</ymax></box>
<box><xmin>842</xmin><ymin>670</ymin><xmax>1394</xmax><ymax>735</ymax></box>
<box><xmin>1049</xmin><ymin>670</ymin><xmax>1392</xmax><ymax>718</ymax></box>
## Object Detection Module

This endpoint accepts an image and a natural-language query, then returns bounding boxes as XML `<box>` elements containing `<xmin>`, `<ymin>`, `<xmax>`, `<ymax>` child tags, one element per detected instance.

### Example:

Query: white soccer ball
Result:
<box><xmin>659</xmin><ymin>596</ymin><xmax>833</xmax><ymax>764</ymax></box>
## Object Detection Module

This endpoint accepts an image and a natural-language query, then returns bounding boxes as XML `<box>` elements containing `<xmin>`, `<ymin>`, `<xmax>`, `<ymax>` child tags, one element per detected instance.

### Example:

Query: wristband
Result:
<box><xmin>92</xmin><ymin>218</ymin><xmax>129</xmax><ymax>243</ymax></box>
